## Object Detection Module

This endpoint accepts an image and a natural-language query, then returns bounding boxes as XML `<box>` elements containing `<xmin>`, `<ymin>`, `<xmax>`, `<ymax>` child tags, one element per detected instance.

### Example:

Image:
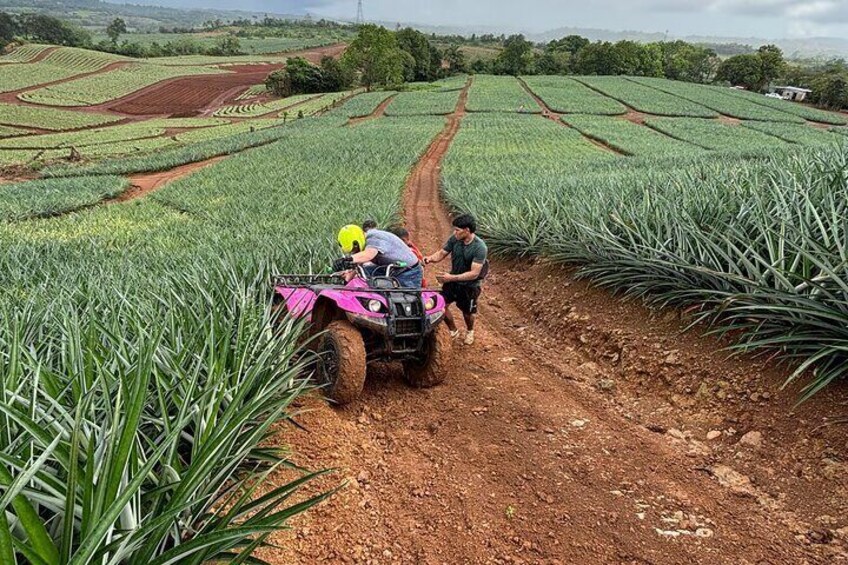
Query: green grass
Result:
<box><xmin>562</xmin><ymin>115</ymin><xmax>705</xmax><ymax>157</ymax></box>
<box><xmin>575</xmin><ymin>76</ymin><xmax>717</xmax><ymax>118</ymax></box>
<box><xmin>0</xmin><ymin>176</ymin><xmax>127</xmax><ymax>220</ymax></box>
<box><xmin>384</xmin><ymin>90</ymin><xmax>460</xmax><ymax>116</ymax></box>
<box><xmin>466</xmin><ymin>75</ymin><xmax>541</xmax><ymax>113</ymax></box>
<box><xmin>629</xmin><ymin>77</ymin><xmax>807</xmax><ymax>123</ymax></box>
<box><xmin>741</xmin><ymin>121</ymin><xmax>846</xmax><ymax>146</ymax></box>
<box><xmin>20</xmin><ymin>63</ymin><xmax>225</xmax><ymax>107</ymax></box>
<box><xmin>520</xmin><ymin>76</ymin><xmax>627</xmax><ymax>115</ymax></box>
<box><xmin>643</xmin><ymin>117</ymin><xmax>792</xmax><ymax>152</ymax></box>
<box><xmin>0</xmin><ymin>103</ymin><xmax>122</xmax><ymax>130</ymax></box>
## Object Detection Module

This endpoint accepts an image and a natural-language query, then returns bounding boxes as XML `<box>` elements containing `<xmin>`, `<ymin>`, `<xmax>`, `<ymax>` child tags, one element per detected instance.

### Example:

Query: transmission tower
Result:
<box><xmin>356</xmin><ymin>0</ymin><xmax>364</xmax><ymax>25</ymax></box>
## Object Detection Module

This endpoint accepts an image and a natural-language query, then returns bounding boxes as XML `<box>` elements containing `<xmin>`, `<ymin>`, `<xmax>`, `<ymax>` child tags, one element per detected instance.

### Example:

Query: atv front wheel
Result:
<box><xmin>403</xmin><ymin>325</ymin><xmax>452</xmax><ymax>388</ymax></box>
<box><xmin>317</xmin><ymin>320</ymin><xmax>366</xmax><ymax>405</ymax></box>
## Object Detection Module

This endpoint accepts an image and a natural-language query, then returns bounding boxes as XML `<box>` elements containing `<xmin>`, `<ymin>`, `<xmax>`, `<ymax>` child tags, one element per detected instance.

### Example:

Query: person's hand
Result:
<box><xmin>342</xmin><ymin>269</ymin><xmax>356</xmax><ymax>283</ymax></box>
<box><xmin>436</xmin><ymin>273</ymin><xmax>452</xmax><ymax>284</ymax></box>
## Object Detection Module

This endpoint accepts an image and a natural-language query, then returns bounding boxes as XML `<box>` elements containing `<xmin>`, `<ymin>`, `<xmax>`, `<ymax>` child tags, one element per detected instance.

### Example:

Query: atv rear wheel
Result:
<box><xmin>317</xmin><ymin>320</ymin><xmax>366</xmax><ymax>405</ymax></box>
<box><xmin>403</xmin><ymin>325</ymin><xmax>452</xmax><ymax>388</ymax></box>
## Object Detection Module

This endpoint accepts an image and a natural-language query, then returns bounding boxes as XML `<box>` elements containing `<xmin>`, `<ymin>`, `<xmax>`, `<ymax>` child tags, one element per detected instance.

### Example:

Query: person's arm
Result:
<box><xmin>425</xmin><ymin>249</ymin><xmax>449</xmax><ymax>264</ymax></box>
<box><xmin>442</xmin><ymin>261</ymin><xmax>483</xmax><ymax>283</ymax></box>
<box><xmin>351</xmin><ymin>247</ymin><xmax>379</xmax><ymax>264</ymax></box>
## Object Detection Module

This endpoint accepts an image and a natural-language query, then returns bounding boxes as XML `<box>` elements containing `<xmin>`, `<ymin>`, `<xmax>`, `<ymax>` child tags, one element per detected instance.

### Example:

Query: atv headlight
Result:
<box><xmin>424</xmin><ymin>296</ymin><xmax>437</xmax><ymax>311</ymax></box>
<box><xmin>367</xmin><ymin>299</ymin><xmax>383</xmax><ymax>313</ymax></box>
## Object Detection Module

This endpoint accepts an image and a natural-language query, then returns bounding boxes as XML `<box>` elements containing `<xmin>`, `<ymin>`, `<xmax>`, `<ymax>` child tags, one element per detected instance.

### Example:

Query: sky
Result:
<box><xmin>132</xmin><ymin>0</ymin><xmax>848</xmax><ymax>39</ymax></box>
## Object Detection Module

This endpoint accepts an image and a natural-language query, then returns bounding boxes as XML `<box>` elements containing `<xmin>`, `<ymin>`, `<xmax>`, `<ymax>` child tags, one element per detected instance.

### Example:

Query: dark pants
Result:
<box><xmin>365</xmin><ymin>264</ymin><xmax>423</xmax><ymax>289</ymax></box>
<box><xmin>441</xmin><ymin>282</ymin><xmax>482</xmax><ymax>314</ymax></box>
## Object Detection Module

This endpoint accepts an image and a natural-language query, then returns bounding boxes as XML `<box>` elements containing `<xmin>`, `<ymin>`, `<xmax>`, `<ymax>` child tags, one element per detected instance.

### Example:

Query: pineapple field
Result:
<box><xmin>0</xmin><ymin>33</ymin><xmax>846</xmax><ymax>565</ymax></box>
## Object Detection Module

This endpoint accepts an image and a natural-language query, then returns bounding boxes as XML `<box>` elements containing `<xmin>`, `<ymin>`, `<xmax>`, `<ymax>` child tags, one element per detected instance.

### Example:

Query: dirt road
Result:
<box><xmin>257</xmin><ymin>82</ymin><xmax>848</xmax><ymax>564</ymax></box>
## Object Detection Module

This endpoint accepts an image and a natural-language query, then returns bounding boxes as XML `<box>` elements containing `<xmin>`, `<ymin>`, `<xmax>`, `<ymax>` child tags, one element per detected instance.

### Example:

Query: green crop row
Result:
<box><xmin>720</xmin><ymin>87</ymin><xmax>847</xmax><ymax>125</ymax></box>
<box><xmin>520</xmin><ymin>76</ymin><xmax>627</xmax><ymax>115</ymax></box>
<box><xmin>214</xmin><ymin>94</ymin><xmax>318</xmax><ymax>118</ymax></box>
<box><xmin>0</xmin><ymin>115</ymin><xmax>443</xmax><ymax>562</ymax></box>
<box><xmin>562</xmin><ymin>114</ymin><xmax>705</xmax><ymax>157</ymax></box>
<box><xmin>643</xmin><ymin>117</ymin><xmax>791</xmax><ymax>152</ymax></box>
<box><xmin>0</xmin><ymin>46</ymin><xmax>126</xmax><ymax>93</ymax></box>
<box><xmin>575</xmin><ymin>76</ymin><xmax>717</xmax><ymax>118</ymax></box>
<box><xmin>443</xmin><ymin>118</ymin><xmax>848</xmax><ymax>398</ymax></box>
<box><xmin>0</xmin><ymin>102</ymin><xmax>122</xmax><ymax>130</ymax></box>
<box><xmin>0</xmin><ymin>125</ymin><xmax>28</xmax><ymax>138</ymax></box>
<box><xmin>236</xmin><ymin>83</ymin><xmax>268</xmax><ymax>100</ymax></box>
<box><xmin>20</xmin><ymin>63</ymin><xmax>224</xmax><ymax>107</ymax></box>
<box><xmin>629</xmin><ymin>77</ymin><xmax>806</xmax><ymax>123</ymax></box>
<box><xmin>0</xmin><ymin>175</ymin><xmax>127</xmax><ymax>220</ymax></box>
<box><xmin>741</xmin><ymin>121</ymin><xmax>846</xmax><ymax>146</ymax></box>
<box><xmin>141</xmin><ymin>117</ymin><xmax>231</xmax><ymax>129</ymax></box>
<box><xmin>466</xmin><ymin>75</ymin><xmax>541</xmax><ymax>113</ymax></box>
<box><xmin>385</xmin><ymin>90</ymin><xmax>460</xmax><ymax>116</ymax></box>
<box><xmin>0</xmin><ymin>43</ymin><xmax>53</xmax><ymax>63</ymax></box>
<box><xmin>0</xmin><ymin>123</ymin><xmax>166</xmax><ymax>149</ymax></box>
<box><xmin>329</xmin><ymin>91</ymin><xmax>396</xmax><ymax>119</ymax></box>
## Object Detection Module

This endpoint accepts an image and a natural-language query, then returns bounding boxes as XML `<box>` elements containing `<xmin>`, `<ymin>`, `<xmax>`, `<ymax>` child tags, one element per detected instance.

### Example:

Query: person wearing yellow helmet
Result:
<box><xmin>335</xmin><ymin>224</ymin><xmax>423</xmax><ymax>288</ymax></box>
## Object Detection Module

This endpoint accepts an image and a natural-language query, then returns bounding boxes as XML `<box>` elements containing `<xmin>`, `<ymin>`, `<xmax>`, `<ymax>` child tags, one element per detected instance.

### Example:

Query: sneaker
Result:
<box><xmin>464</xmin><ymin>331</ymin><xmax>475</xmax><ymax>346</ymax></box>
<box><xmin>450</xmin><ymin>330</ymin><xmax>460</xmax><ymax>339</ymax></box>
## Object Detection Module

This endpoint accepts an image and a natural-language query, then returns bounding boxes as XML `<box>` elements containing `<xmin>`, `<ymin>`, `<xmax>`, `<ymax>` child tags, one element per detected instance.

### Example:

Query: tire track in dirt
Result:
<box><xmin>256</xmin><ymin>77</ymin><xmax>845</xmax><ymax>564</ymax></box>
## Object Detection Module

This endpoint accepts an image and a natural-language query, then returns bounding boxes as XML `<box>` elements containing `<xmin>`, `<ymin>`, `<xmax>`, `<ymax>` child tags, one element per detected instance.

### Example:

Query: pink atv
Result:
<box><xmin>272</xmin><ymin>265</ymin><xmax>452</xmax><ymax>405</ymax></box>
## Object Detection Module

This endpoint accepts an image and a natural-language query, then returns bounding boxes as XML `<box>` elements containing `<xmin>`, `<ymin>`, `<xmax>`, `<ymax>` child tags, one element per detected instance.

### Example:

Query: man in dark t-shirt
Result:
<box><xmin>424</xmin><ymin>214</ymin><xmax>489</xmax><ymax>346</ymax></box>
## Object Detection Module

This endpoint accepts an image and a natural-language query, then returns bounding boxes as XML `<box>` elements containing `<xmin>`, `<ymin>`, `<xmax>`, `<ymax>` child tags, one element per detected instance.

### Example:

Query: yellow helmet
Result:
<box><xmin>338</xmin><ymin>224</ymin><xmax>366</xmax><ymax>254</ymax></box>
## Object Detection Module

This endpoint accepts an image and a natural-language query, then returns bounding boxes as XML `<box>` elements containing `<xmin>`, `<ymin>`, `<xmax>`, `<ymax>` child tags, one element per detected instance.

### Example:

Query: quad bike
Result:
<box><xmin>271</xmin><ymin>264</ymin><xmax>452</xmax><ymax>405</ymax></box>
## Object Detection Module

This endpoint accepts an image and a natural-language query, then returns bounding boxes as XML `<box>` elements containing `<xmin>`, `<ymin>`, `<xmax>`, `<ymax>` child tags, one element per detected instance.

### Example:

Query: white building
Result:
<box><xmin>772</xmin><ymin>86</ymin><xmax>813</xmax><ymax>102</ymax></box>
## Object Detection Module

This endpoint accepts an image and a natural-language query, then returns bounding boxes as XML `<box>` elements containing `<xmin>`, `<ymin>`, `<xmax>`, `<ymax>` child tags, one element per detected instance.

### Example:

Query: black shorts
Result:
<box><xmin>441</xmin><ymin>282</ymin><xmax>482</xmax><ymax>315</ymax></box>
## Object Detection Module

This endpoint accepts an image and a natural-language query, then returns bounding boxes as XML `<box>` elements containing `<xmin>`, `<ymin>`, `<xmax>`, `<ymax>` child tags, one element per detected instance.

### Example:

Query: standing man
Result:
<box><xmin>424</xmin><ymin>214</ymin><xmax>488</xmax><ymax>346</ymax></box>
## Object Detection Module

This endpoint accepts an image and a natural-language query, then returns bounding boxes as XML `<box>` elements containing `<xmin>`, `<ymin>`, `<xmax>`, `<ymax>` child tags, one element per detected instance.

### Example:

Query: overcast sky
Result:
<box><xmin>141</xmin><ymin>0</ymin><xmax>848</xmax><ymax>39</ymax></box>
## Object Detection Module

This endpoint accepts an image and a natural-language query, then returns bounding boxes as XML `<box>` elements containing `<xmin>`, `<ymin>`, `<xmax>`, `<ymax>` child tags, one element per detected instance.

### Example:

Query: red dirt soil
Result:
<box><xmin>104</xmin><ymin>44</ymin><xmax>347</xmax><ymax>117</ymax></box>
<box><xmin>253</xmin><ymin>79</ymin><xmax>848</xmax><ymax>564</ymax></box>
<box><xmin>348</xmin><ymin>94</ymin><xmax>397</xmax><ymax>126</ymax></box>
<box><xmin>120</xmin><ymin>156</ymin><xmax>224</xmax><ymax>202</ymax></box>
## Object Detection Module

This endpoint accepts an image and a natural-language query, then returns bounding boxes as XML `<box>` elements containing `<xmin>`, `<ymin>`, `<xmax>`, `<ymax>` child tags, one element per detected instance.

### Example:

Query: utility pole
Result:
<box><xmin>356</xmin><ymin>0</ymin><xmax>364</xmax><ymax>25</ymax></box>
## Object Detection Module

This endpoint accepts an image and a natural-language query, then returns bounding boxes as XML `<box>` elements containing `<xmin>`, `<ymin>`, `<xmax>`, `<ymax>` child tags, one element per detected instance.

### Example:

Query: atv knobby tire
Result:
<box><xmin>404</xmin><ymin>324</ymin><xmax>452</xmax><ymax>388</ymax></box>
<box><xmin>318</xmin><ymin>320</ymin><xmax>366</xmax><ymax>405</ymax></box>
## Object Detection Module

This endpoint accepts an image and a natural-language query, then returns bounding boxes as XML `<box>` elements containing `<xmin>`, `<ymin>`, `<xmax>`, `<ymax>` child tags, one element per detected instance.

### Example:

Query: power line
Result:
<box><xmin>356</xmin><ymin>0</ymin><xmax>364</xmax><ymax>25</ymax></box>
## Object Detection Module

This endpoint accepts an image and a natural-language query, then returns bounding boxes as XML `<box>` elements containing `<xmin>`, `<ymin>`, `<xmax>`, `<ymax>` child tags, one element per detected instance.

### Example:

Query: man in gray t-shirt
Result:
<box><xmin>347</xmin><ymin>228</ymin><xmax>423</xmax><ymax>288</ymax></box>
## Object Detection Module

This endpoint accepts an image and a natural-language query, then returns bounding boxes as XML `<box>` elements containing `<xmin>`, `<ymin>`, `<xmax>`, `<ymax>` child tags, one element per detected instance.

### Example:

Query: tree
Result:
<box><xmin>757</xmin><ymin>44</ymin><xmax>785</xmax><ymax>91</ymax></box>
<box><xmin>534</xmin><ymin>50</ymin><xmax>570</xmax><ymax>75</ymax></box>
<box><xmin>0</xmin><ymin>12</ymin><xmax>18</xmax><ymax>49</ymax></box>
<box><xmin>19</xmin><ymin>13</ymin><xmax>89</xmax><ymax>47</ymax></box>
<box><xmin>494</xmin><ymin>34</ymin><xmax>534</xmax><ymax>76</ymax></box>
<box><xmin>547</xmin><ymin>35</ymin><xmax>589</xmax><ymax>56</ymax></box>
<box><xmin>319</xmin><ymin>55</ymin><xmax>355</xmax><ymax>92</ymax></box>
<box><xmin>208</xmin><ymin>35</ymin><xmax>241</xmax><ymax>56</ymax></box>
<box><xmin>106</xmin><ymin>18</ymin><xmax>127</xmax><ymax>46</ymax></box>
<box><xmin>716</xmin><ymin>53</ymin><xmax>764</xmax><ymax>89</ymax></box>
<box><xmin>341</xmin><ymin>24</ymin><xmax>404</xmax><ymax>90</ymax></box>
<box><xmin>396</xmin><ymin>27</ymin><xmax>434</xmax><ymax>82</ymax></box>
<box><xmin>266</xmin><ymin>57</ymin><xmax>323</xmax><ymax>96</ymax></box>
<box><xmin>443</xmin><ymin>44</ymin><xmax>467</xmax><ymax>74</ymax></box>
<box><xmin>573</xmin><ymin>41</ymin><xmax>618</xmax><ymax>75</ymax></box>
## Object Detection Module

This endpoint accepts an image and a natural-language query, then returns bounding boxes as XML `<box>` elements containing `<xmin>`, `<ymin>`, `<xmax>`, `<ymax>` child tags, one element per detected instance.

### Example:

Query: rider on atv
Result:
<box><xmin>336</xmin><ymin>224</ymin><xmax>424</xmax><ymax>289</ymax></box>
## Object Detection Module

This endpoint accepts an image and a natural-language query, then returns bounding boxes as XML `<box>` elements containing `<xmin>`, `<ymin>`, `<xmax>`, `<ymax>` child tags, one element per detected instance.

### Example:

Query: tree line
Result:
<box><xmin>266</xmin><ymin>25</ymin><xmax>465</xmax><ymax>96</ymax></box>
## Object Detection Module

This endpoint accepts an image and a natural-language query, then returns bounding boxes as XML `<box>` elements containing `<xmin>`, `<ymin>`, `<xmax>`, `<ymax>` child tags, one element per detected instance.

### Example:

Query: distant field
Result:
<box><xmin>90</xmin><ymin>32</ymin><xmax>349</xmax><ymax>55</ymax></box>
<box><xmin>0</xmin><ymin>46</ymin><xmax>127</xmax><ymax>93</ymax></box>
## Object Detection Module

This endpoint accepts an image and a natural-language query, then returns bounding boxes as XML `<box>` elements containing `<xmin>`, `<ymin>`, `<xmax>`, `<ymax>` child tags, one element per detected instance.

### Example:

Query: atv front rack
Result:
<box><xmin>272</xmin><ymin>274</ymin><xmax>346</xmax><ymax>287</ymax></box>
